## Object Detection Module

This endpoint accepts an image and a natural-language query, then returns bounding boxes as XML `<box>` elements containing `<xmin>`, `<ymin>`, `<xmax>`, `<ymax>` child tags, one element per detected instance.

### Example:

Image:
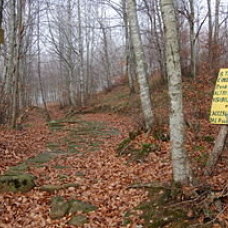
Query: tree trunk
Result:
<box><xmin>122</xmin><ymin>0</ymin><xmax>135</xmax><ymax>93</ymax></box>
<box><xmin>99</xmin><ymin>21</ymin><xmax>111</xmax><ymax>91</ymax></box>
<box><xmin>126</xmin><ymin>0</ymin><xmax>154</xmax><ymax>130</ymax></box>
<box><xmin>213</xmin><ymin>0</ymin><xmax>221</xmax><ymax>70</ymax></box>
<box><xmin>0</xmin><ymin>0</ymin><xmax>4</xmax><ymax>27</ymax></box>
<box><xmin>205</xmin><ymin>126</ymin><xmax>228</xmax><ymax>175</ymax></box>
<box><xmin>78</xmin><ymin>0</ymin><xmax>85</xmax><ymax>106</ymax></box>
<box><xmin>12</xmin><ymin>0</ymin><xmax>26</xmax><ymax>128</ymax></box>
<box><xmin>37</xmin><ymin>1</ymin><xmax>50</xmax><ymax>121</ymax></box>
<box><xmin>160</xmin><ymin>0</ymin><xmax>192</xmax><ymax>185</ymax></box>
<box><xmin>154</xmin><ymin>0</ymin><xmax>167</xmax><ymax>82</ymax></box>
<box><xmin>189</xmin><ymin>0</ymin><xmax>196</xmax><ymax>78</ymax></box>
<box><xmin>5</xmin><ymin>0</ymin><xmax>16</xmax><ymax>95</ymax></box>
<box><xmin>207</xmin><ymin>0</ymin><xmax>213</xmax><ymax>68</ymax></box>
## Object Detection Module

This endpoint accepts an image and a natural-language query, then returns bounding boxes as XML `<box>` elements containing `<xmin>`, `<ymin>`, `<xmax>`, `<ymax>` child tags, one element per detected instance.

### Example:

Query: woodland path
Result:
<box><xmin>0</xmin><ymin>106</ymin><xmax>171</xmax><ymax>227</ymax></box>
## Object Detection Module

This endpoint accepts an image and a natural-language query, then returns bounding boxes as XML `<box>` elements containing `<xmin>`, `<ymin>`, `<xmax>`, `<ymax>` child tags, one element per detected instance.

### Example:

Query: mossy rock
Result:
<box><xmin>50</xmin><ymin>196</ymin><xmax>70</xmax><ymax>219</ymax></box>
<box><xmin>146</xmin><ymin>207</ymin><xmax>188</xmax><ymax>228</ymax></box>
<box><xmin>137</xmin><ymin>184</ymin><xmax>199</xmax><ymax>227</ymax></box>
<box><xmin>40</xmin><ymin>183</ymin><xmax>79</xmax><ymax>193</ymax></box>
<box><xmin>67</xmin><ymin>215</ymin><xmax>88</xmax><ymax>226</ymax></box>
<box><xmin>5</xmin><ymin>163</ymin><xmax>28</xmax><ymax>175</ymax></box>
<box><xmin>26</xmin><ymin>152</ymin><xmax>56</xmax><ymax>164</ymax></box>
<box><xmin>68</xmin><ymin>199</ymin><xmax>97</xmax><ymax>213</ymax></box>
<box><xmin>135</xmin><ymin>143</ymin><xmax>159</xmax><ymax>158</ymax></box>
<box><xmin>0</xmin><ymin>174</ymin><xmax>36</xmax><ymax>193</ymax></box>
<box><xmin>117</xmin><ymin>138</ymin><xmax>159</xmax><ymax>161</ymax></box>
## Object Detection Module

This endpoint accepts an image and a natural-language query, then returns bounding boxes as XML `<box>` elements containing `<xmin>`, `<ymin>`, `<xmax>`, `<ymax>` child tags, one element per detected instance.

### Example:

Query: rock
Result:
<box><xmin>50</xmin><ymin>196</ymin><xmax>70</xmax><ymax>219</ymax></box>
<box><xmin>40</xmin><ymin>183</ymin><xmax>79</xmax><ymax>193</ymax></box>
<box><xmin>5</xmin><ymin>163</ymin><xmax>28</xmax><ymax>175</ymax></box>
<box><xmin>40</xmin><ymin>185</ymin><xmax>61</xmax><ymax>193</ymax></box>
<box><xmin>26</xmin><ymin>152</ymin><xmax>56</xmax><ymax>164</ymax></box>
<box><xmin>67</xmin><ymin>215</ymin><xmax>88</xmax><ymax>226</ymax></box>
<box><xmin>0</xmin><ymin>174</ymin><xmax>36</xmax><ymax>193</ymax></box>
<box><xmin>68</xmin><ymin>199</ymin><xmax>97</xmax><ymax>213</ymax></box>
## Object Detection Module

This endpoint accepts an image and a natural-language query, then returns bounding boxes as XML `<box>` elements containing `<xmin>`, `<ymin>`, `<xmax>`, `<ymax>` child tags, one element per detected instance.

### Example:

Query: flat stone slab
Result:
<box><xmin>0</xmin><ymin>174</ymin><xmax>36</xmax><ymax>193</ymax></box>
<box><xmin>39</xmin><ymin>183</ymin><xmax>79</xmax><ymax>193</ymax></box>
<box><xmin>50</xmin><ymin>196</ymin><xmax>70</xmax><ymax>219</ymax></box>
<box><xmin>50</xmin><ymin>196</ymin><xmax>97</xmax><ymax>220</ymax></box>
<box><xmin>67</xmin><ymin>215</ymin><xmax>88</xmax><ymax>226</ymax></box>
<box><xmin>68</xmin><ymin>199</ymin><xmax>97</xmax><ymax>213</ymax></box>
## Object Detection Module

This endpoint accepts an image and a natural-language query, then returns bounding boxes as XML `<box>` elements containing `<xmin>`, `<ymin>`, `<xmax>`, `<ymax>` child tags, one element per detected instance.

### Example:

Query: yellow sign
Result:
<box><xmin>210</xmin><ymin>68</ymin><xmax>228</xmax><ymax>124</ymax></box>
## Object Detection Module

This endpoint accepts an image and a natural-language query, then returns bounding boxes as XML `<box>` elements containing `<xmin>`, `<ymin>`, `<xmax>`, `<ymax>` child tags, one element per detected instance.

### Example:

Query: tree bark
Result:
<box><xmin>207</xmin><ymin>0</ymin><xmax>213</xmax><ymax>68</ymax></box>
<box><xmin>78</xmin><ymin>0</ymin><xmax>85</xmax><ymax>106</ymax></box>
<box><xmin>99</xmin><ymin>21</ymin><xmax>111</xmax><ymax>91</ymax></box>
<box><xmin>189</xmin><ymin>0</ymin><xmax>196</xmax><ymax>78</ymax></box>
<box><xmin>205</xmin><ymin>126</ymin><xmax>228</xmax><ymax>176</ymax></box>
<box><xmin>0</xmin><ymin>0</ymin><xmax>4</xmax><ymax>27</ymax></box>
<box><xmin>127</xmin><ymin>0</ymin><xmax>154</xmax><ymax>130</ymax></box>
<box><xmin>213</xmin><ymin>0</ymin><xmax>221</xmax><ymax>70</ymax></box>
<box><xmin>37</xmin><ymin>1</ymin><xmax>50</xmax><ymax>121</ymax></box>
<box><xmin>6</xmin><ymin>0</ymin><xmax>16</xmax><ymax>95</ymax></box>
<box><xmin>122</xmin><ymin>0</ymin><xmax>136</xmax><ymax>93</ymax></box>
<box><xmin>160</xmin><ymin>0</ymin><xmax>192</xmax><ymax>184</ymax></box>
<box><xmin>12</xmin><ymin>0</ymin><xmax>26</xmax><ymax>128</ymax></box>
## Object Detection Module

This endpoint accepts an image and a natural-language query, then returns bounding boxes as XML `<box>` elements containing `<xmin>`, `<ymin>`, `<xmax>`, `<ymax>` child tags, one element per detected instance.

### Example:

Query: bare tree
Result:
<box><xmin>36</xmin><ymin>1</ymin><xmax>50</xmax><ymax>121</ymax></box>
<box><xmin>160</xmin><ymin>0</ymin><xmax>192</xmax><ymax>184</ymax></box>
<box><xmin>126</xmin><ymin>0</ymin><xmax>154</xmax><ymax>129</ymax></box>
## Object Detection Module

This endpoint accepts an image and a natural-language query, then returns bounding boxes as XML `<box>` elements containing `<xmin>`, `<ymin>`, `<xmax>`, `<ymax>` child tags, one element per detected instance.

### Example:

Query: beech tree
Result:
<box><xmin>160</xmin><ymin>0</ymin><xmax>192</xmax><ymax>184</ymax></box>
<box><xmin>126</xmin><ymin>0</ymin><xmax>154</xmax><ymax>129</ymax></box>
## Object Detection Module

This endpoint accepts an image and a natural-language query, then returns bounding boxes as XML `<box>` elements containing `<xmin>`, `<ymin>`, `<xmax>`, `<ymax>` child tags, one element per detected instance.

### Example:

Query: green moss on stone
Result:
<box><xmin>0</xmin><ymin>174</ymin><xmax>36</xmax><ymax>193</ymax></box>
<box><xmin>68</xmin><ymin>199</ymin><xmax>97</xmax><ymax>213</ymax></box>
<box><xmin>67</xmin><ymin>215</ymin><xmax>88</xmax><ymax>226</ymax></box>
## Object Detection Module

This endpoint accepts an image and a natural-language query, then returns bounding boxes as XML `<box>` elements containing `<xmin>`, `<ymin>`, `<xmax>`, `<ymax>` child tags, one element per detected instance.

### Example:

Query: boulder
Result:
<box><xmin>0</xmin><ymin>174</ymin><xmax>36</xmax><ymax>193</ymax></box>
<box><xmin>50</xmin><ymin>196</ymin><xmax>70</xmax><ymax>219</ymax></box>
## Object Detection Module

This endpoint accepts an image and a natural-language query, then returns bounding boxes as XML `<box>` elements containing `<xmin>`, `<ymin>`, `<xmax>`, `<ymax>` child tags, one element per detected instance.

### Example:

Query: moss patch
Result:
<box><xmin>26</xmin><ymin>152</ymin><xmax>56</xmax><ymax>164</ymax></box>
<box><xmin>49</xmin><ymin>196</ymin><xmax>97</xmax><ymax>221</ymax></box>
<box><xmin>5</xmin><ymin>163</ymin><xmax>28</xmax><ymax>175</ymax></box>
<box><xmin>0</xmin><ymin>174</ymin><xmax>36</xmax><ymax>193</ymax></box>
<box><xmin>136</xmin><ymin>183</ymin><xmax>199</xmax><ymax>227</ymax></box>
<box><xmin>117</xmin><ymin>137</ymin><xmax>159</xmax><ymax>161</ymax></box>
<box><xmin>67</xmin><ymin>215</ymin><xmax>88</xmax><ymax>226</ymax></box>
<box><xmin>68</xmin><ymin>199</ymin><xmax>97</xmax><ymax>213</ymax></box>
<box><xmin>50</xmin><ymin>196</ymin><xmax>70</xmax><ymax>219</ymax></box>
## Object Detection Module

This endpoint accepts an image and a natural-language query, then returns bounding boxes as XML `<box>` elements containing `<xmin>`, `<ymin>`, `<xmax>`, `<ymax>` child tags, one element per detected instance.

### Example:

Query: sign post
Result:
<box><xmin>210</xmin><ymin>68</ymin><xmax>228</xmax><ymax>124</ymax></box>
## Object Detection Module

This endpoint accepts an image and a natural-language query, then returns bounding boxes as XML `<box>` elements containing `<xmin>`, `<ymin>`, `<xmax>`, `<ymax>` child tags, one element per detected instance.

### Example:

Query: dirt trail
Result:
<box><xmin>0</xmin><ymin>107</ymin><xmax>172</xmax><ymax>227</ymax></box>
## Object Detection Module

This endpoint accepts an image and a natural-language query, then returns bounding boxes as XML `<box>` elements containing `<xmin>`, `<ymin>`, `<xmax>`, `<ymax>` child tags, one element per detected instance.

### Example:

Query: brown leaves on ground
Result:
<box><xmin>0</xmin><ymin>75</ymin><xmax>228</xmax><ymax>227</ymax></box>
<box><xmin>0</xmin><ymin>109</ymin><xmax>172</xmax><ymax>227</ymax></box>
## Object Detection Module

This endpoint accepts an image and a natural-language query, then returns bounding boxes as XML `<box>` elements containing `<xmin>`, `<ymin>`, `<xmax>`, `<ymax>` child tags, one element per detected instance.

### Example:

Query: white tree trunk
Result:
<box><xmin>122</xmin><ymin>0</ymin><xmax>135</xmax><ymax>93</ymax></box>
<box><xmin>78</xmin><ymin>0</ymin><xmax>85</xmax><ymax>106</ymax></box>
<box><xmin>37</xmin><ymin>1</ymin><xmax>50</xmax><ymax>121</ymax></box>
<box><xmin>161</xmin><ymin>0</ymin><xmax>192</xmax><ymax>184</ymax></box>
<box><xmin>126</xmin><ymin>0</ymin><xmax>154</xmax><ymax>129</ymax></box>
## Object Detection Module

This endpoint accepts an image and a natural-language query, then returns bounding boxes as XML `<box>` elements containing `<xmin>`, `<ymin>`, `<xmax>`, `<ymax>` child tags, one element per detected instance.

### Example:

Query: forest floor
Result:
<box><xmin>0</xmin><ymin>75</ymin><xmax>228</xmax><ymax>227</ymax></box>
